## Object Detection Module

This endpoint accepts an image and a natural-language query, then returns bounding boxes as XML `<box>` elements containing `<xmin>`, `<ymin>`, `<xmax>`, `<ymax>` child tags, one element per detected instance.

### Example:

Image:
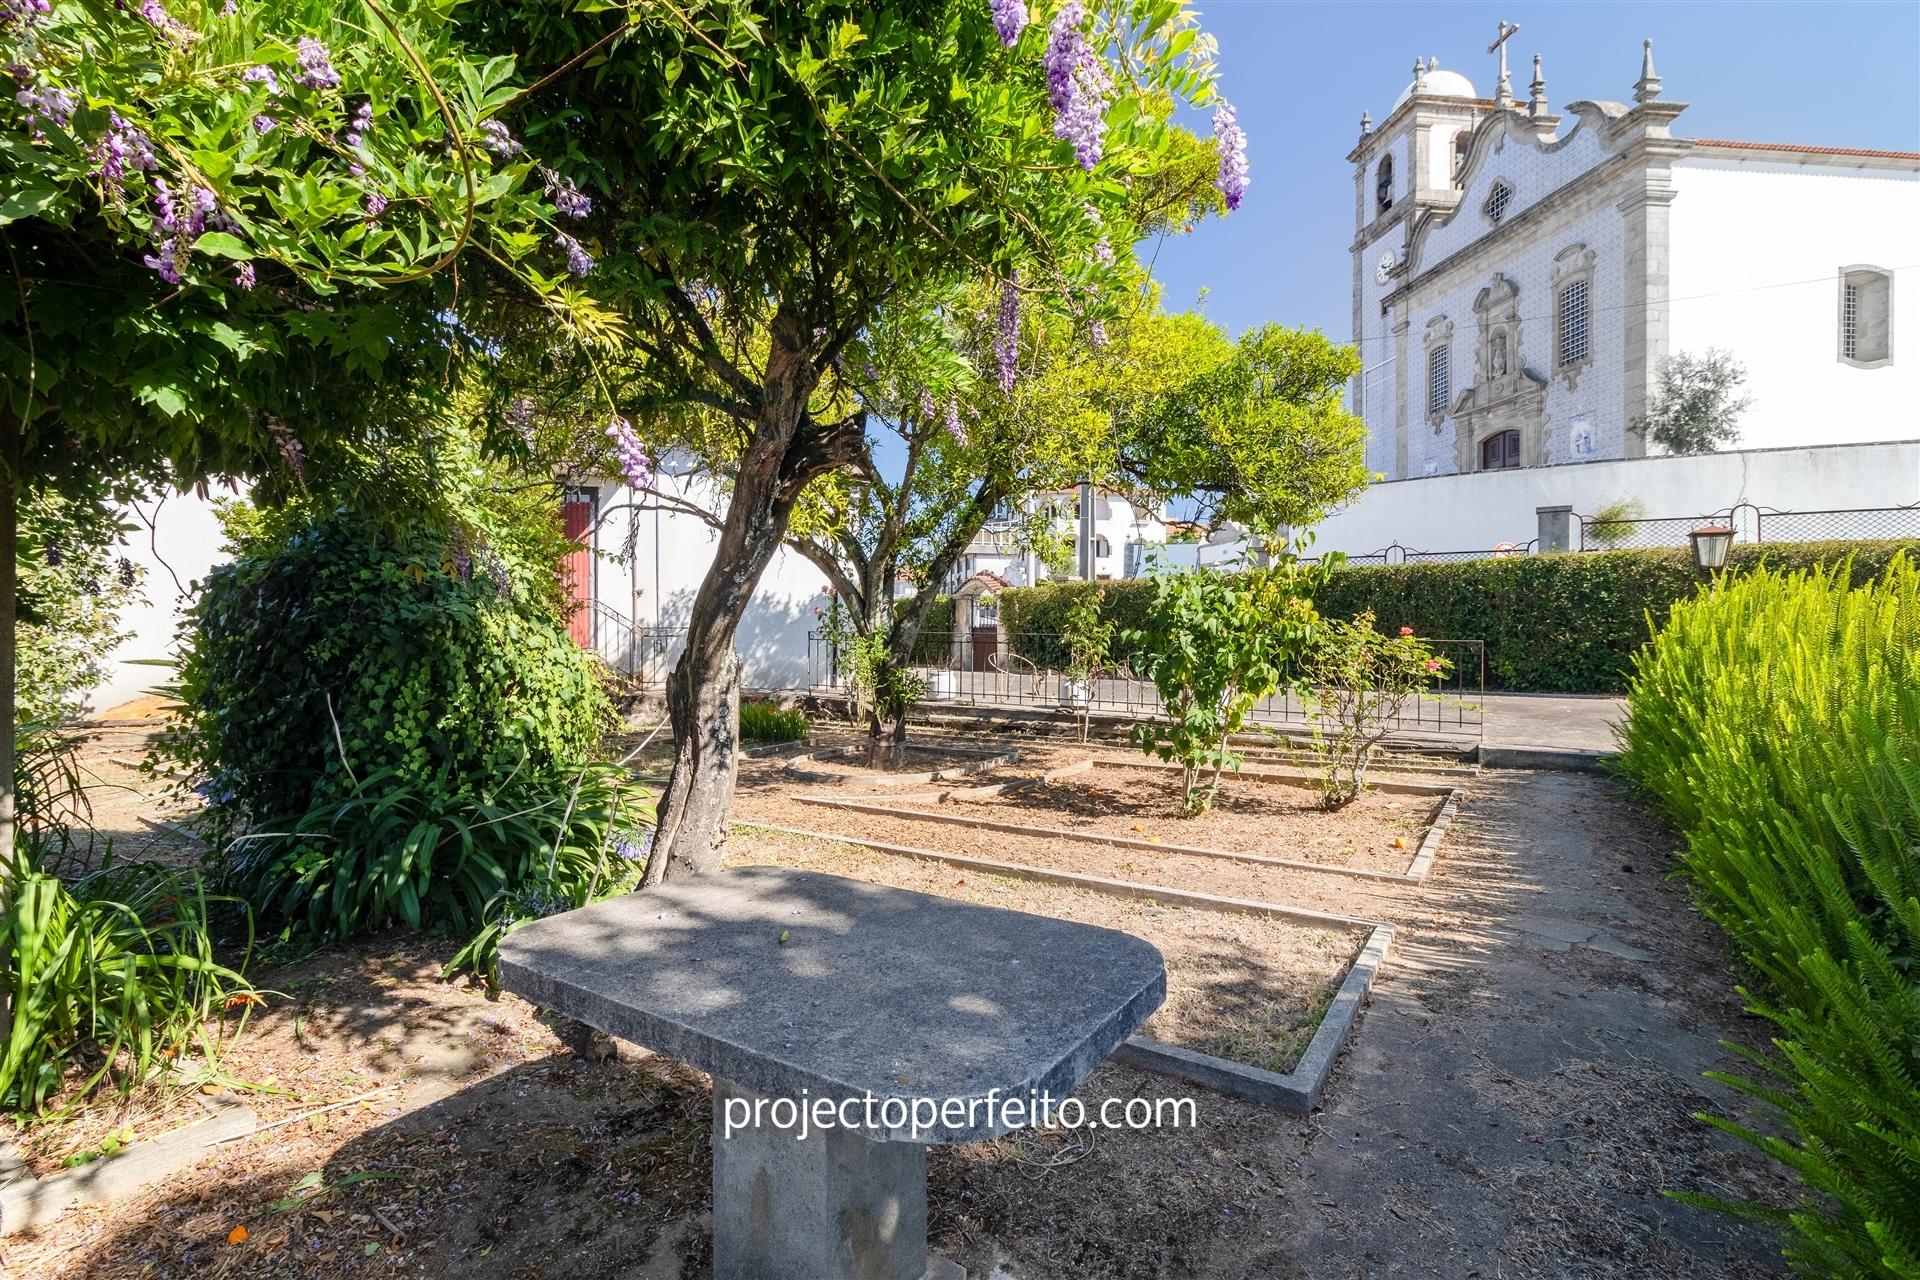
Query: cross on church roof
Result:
<box><xmin>1488</xmin><ymin>20</ymin><xmax>1519</xmax><ymax>106</ymax></box>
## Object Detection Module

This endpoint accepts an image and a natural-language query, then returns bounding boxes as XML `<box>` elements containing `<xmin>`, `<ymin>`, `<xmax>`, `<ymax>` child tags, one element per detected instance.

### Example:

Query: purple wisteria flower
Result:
<box><xmin>478</xmin><ymin>549</ymin><xmax>512</xmax><ymax>597</ymax></box>
<box><xmin>944</xmin><ymin>395</ymin><xmax>965</xmax><ymax>446</ymax></box>
<box><xmin>1043</xmin><ymin>1</ymin><xmax>1112</xmax><ymax>170</ymax></box>
<box><xmin>141</xmin><ymin>178</ymin><xmax>211</xmax><ymax>284</ymax></box>
<box><xmin>478</xmin><ymin>119</ymin><xmax>522</xmax><ymax>157</ymax></box>
<box><xmin>252</xmin><ymin>113</ymin><xmax>276</xmax><ymax>135</ymax></box>
<box><xmin>266</xmin><ymin>418</ymin><xmax>306</xmax><ymax>482</ymax></box>
<box><xmin>995</xmin><ymin>273</ymin><xmax>1019</xmax><ymax>393</ymax></box>
<box><xmin>1089</xmin><ymin>318</ymin><xmax>1108</xmax><ymax>350</ymax></box>
<box><xmin>295</xmin><ymin>38</ymin><xmax>341</xmax><ymax>91</ymax></box>
<box><xmin>540</xmin><ymin>167</ymin><xmax>590</xmax><ymax>219</ymax></box>
<box><xmin>606</xmin><ymin>414</ymin><xmax>651</xmax><ymax>489</ymax></box>
<box><xmin>16</xmin><ymin>84</ymin><xmax>74</xmax><ymax>135</ymax></box>
<box><xmin>556</xmin><ymin>230</ymin><xmax>593</xmax><ymax>276</ymax></box>
<box><xmin>917</xmin><ymin>387</ymin><xmax>936</xmax><ymax>423</ymax></box>
<box><xmin>137</xmin><ymin>0</ymin><xmax>174</xmax><ymax>32</ymax></box>
<box><xmin>234</xmin><ymin>261</ymin><xmax>255</xmax><ymax>290</ymax></box>
<box><xmin>94</xmin><ymin>112</ymin><xmax>158</xmax><ymax>197</ymax></box>
<box><xmin>1093</xmin><ymin>237</ymin><xmax>1113</xmax><ymax>265</ymax></box>
<box><xmin>1</xmin><ymin>0</ymin><xmax>52</xmax><ymax>33</ymax></box>
<box><xmin>363</xmin><ymin>191</ymin><xmax>386</xmax><ymax>220</ymax></box>
<box><xmin>989</xmin><ymin>0</ymin><xmax>1026</xmax><ymax>46</ymax></box>
<box><xmin>344</xmin><ymin>100</ymin><xmax>372</xmax><ymax>147</ymax></box>
<box><xmin>221</xmin><ymin>0</ymin><xmax>236</xmax><ymax>14</ymax></box>
<box><xmin>243</xmin><ymin>65</ymin><xmax>282</xmax><ymax>96</ymax></box>
<box><xmin>1212</xmin><ymin>100</ymin><xmax>1249</xmax><ymax>211</ymax></box>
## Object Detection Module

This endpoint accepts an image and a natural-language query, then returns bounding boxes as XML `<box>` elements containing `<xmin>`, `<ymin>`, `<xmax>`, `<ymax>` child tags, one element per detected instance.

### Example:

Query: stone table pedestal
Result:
<box><xmin>500</xmin><ymin>866</ymin><xmax>1165</xmax><ymax>1280</ymax></box>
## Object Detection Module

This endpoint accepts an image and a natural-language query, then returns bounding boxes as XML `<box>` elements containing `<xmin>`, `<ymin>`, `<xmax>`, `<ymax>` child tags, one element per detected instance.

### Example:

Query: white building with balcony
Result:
<box><xmin>946</xmin><ymin>488</ymin><xmax>1173</xmax><ymax>589</ymax></box>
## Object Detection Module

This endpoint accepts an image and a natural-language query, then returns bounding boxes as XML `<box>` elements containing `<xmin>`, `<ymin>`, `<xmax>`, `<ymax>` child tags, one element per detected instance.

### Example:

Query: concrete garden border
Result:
<box><xmin>782</xmin><ymin>743</ymin><xmax>1019</xmax><ymax>786</ymax></box>
<box><xmin>733</xmin><ymin>821</ymin><xmax>1394</xmax><ymax>1114</ymax></box>
<box><xmin>799</xmin><ymin>766</ymin><xmax>1466</xmax><ymax>885</ymax></box>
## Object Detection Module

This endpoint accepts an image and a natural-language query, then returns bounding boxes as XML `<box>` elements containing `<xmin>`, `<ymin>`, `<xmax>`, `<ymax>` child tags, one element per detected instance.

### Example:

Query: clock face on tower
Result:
<box><xmin>1375</xmin><ymin>250</ymin><xmax>1397</xmax><ymax>285</ymax></box>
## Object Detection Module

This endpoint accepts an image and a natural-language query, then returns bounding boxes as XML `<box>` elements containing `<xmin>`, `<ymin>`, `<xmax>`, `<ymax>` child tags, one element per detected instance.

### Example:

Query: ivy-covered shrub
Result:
<box><xmin>1616</xmin><ymin>555</ymin><xmax>1920</xmax><ymax>1274</ymax></box>
<box><xmin>980</xmin><ymin>539</ymin><xmax>1919</xmax><ymax>692</ymax></box>
<box><xmin>172</xmin><ymin>513</ymin><xmax>613</xmax><ymax>826</ymax></box>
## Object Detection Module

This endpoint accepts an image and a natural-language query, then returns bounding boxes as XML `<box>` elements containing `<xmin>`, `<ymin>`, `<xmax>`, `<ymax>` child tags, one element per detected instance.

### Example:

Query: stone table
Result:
<box><xmin>499</xmin><ymin>865</ymin><xmax>1166</xmax><ymax>1280</ymax></box>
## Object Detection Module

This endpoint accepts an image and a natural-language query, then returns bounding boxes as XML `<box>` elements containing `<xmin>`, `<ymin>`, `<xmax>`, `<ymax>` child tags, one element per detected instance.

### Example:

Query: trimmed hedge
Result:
<box><xmin>961</xmin><ymin>539</ymin><xmax>1920</xmax><ymax>693</ymax></box>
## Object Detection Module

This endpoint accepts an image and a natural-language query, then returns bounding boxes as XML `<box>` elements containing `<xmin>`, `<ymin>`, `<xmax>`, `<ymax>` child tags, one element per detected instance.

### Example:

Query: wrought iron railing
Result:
<box><xmin>1579</xmin><ymin>501</ymin><xmax>1920</xmax><ymax>552</ymax></box>
<box><xmin>592</xmin><ymin>605</ymin><xmax>684</xmax><ymax>684</ymax></box>
<box><xmin>807</xmin><ymin>630</ymin><xmax>1486</xmax><ymax>740</ymax></box>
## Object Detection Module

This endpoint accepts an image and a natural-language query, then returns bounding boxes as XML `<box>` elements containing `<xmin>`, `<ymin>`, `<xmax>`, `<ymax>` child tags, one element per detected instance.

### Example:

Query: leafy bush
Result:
<box><xmin>1616</xmin><ymin>554</ymin><xmax>1920</xmax><ymax>1274</ymax></box>
<box><xmin>2</xmin><ymin>842</ymin><xmax>251</xmax><ymax>1115</ymax></box>
<box><xmin>170</xmin><ymin>514</ymin><xmax>613</xmax><ymax>825</ymax></box>
<box><xmin>227</xmin><ymin>761</ymin><xmax>643</xmax><ymax>951</ymax></box>
<box><xmin>740</xmin><ymin>700</ymin><xmax>808</xmax><ymax>745</ymax></box>
<box><xmin>1302</xmin><ymin>615</ymin><xmax>1449</xmax><ymax>809</ymax></box>
<box><xmin>1124</xmin><ymin>561</ymin><xmax>1324</xmax><ymax>814</ymax></box>
<box><xmin>985</xmin><ymin>539</ymin><xmax>1919</xmax><ymax>692</ymax></box>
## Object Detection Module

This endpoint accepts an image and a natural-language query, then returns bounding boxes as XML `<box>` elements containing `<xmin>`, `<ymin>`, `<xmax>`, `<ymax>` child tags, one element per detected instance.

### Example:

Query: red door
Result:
<box><xmin>560</xmin><ymin>487</ymin><xmax>597</xmax><ymax>647</ymax></box>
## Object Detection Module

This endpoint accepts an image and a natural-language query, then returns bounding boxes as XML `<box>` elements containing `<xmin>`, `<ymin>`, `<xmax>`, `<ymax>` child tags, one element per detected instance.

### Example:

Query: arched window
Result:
<box><xmin>1480</xmin><ymin>429</ymin><xmax>1522</xmax><ymax>471</ymax></box>
<box><xmin>1094</xmin><ymin>535</ymin><xmax>1111</xmax><ymax>559</ymax></box>
<box><xmin>1452</xmin><ymin>131</ymin><xmax>1471</xmax><ymax>182</ymax></box>
<box><xmin>1375</xmin><ymin>155</ymin><xmax>1394</xmax><ymax>215</ymax></box>
<box><xmin>1840</xmin><ymin>266</ymin><xmax>1894</xmax><ymax>367</ymax></box>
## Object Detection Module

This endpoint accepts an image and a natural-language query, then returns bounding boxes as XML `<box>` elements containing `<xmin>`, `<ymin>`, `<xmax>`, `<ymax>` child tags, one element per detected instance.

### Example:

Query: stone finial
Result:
<box><xmin>1528</xmin><ymin>53</ymin><xmax>1548</xmax><ymax>116</ymax></box>
<box><xmin>1360</xmin><ymin>110</ymin><xmax>1372</xmax><ymax>135</ymax></box>
<box><xmin>1411</xmin><ymin>57</ymin><xmax>1428</xmax><ymax>94</ymax></box>
<box><xmin>1633</xmin><ymin>38</ymin><xmax>1662</xmax><ymax>103</ymax></box>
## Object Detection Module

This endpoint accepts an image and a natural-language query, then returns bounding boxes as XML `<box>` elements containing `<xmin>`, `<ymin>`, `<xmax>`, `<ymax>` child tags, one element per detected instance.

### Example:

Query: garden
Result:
<box><xmin>0</xmin><ymin>0</ymin><xmax>1914</xmax><ymax>1276</ymax></box>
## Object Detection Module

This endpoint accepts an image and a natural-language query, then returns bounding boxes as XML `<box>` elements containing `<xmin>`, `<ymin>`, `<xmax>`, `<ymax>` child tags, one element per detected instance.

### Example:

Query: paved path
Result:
<box><xmin>1261</xmin><ymin>770</ymin><xmax>1789</xmax><ymax>1279</ymax></box>
<box><xmin>1479</xmin><ymin>692</ymin><xmax>1625</xmax><ymax>753</ymax></box>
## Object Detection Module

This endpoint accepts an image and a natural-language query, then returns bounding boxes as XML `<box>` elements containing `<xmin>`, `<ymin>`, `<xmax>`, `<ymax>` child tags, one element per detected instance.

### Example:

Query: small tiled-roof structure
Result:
<box><xmin>955</xmin><ymin>570</ymin><xmax>1012</xmax><ymax>595</ymax></box>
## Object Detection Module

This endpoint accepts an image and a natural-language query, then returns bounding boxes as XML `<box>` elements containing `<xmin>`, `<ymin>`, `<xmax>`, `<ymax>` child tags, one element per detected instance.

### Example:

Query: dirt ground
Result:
<box><xmin>0</xmin><ymin>730</ymin><xmax>1793</xmax><ymax>1279</ymax></box>
<box><xmin>846</xmin><ymin>764</ymin><xmax>1439</xmax><ymax>875</ymax></box>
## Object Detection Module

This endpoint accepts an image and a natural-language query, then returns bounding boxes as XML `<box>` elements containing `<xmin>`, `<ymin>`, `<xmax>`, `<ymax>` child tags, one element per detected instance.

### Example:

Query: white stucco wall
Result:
<box><xmin>1307</xmin><ymin>438</ymin><xmax>1920</xmax><ymax>555</ymax></box>
<box><xmin>94</xmin><ymin>488</ymin><xmax>239</xmax><ymax>714</ymax></box>
<box><xmin>586</xmin><ymin>464</ymin><xmax>829</xmax><ymax>691</ymax></box>
<box><xmin>1667</xmin><ymin>155</ymin><xmax>1920</xmax><ymax>450</ymax></box>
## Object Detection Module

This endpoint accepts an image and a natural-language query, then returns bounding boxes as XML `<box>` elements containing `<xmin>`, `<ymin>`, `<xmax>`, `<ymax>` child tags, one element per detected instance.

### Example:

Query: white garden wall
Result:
<box><xmin>1306</xmin><ymin>438</ymin><xmax>1920</xmax><ymax>555</ymax></box>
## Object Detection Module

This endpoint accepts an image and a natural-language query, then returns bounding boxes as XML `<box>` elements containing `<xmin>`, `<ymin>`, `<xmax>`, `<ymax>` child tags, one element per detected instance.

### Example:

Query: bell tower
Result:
<box><xmin>1349</xmin><ymin>58</ymin><xmax>1490</xmax><ymax>475</ymax></box>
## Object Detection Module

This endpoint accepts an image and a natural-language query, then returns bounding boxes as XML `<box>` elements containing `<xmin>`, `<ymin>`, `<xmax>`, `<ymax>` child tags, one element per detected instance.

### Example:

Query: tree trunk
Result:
<box><xmin>644</xmin><ymin>316</ymin><xmax>848</xmax><ymax>882</ymax></box>
<box><xmin>864</xmin><ymin>703</ymin><xmax>908</xmax><ymax>770</ymax></box>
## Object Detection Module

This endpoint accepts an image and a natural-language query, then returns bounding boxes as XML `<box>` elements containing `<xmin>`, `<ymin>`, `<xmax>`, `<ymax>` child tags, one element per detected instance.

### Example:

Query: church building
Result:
<box><xmin>1350</xmin><ymin>32</ymin><xmax>1918</xmax><ymax>480</ymax></box>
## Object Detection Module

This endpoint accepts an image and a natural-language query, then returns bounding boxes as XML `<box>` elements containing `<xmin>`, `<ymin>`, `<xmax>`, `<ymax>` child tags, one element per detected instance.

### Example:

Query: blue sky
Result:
<box><xmin>1151</xmin><ymin>0</ymin><xmax>1920</xmax><ymax>341</ymax></box>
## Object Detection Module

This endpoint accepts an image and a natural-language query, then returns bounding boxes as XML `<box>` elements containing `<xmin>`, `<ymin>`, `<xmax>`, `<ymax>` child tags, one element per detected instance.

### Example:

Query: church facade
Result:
<box><xmin>1350</xmin><ymin>38</ymin><xmax>1918</xmax><ymax>480</ymax></box>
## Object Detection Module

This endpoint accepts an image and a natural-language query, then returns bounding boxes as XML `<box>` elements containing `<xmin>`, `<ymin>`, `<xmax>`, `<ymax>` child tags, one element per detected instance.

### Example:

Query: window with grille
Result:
<box><xmin>1427</xmin><ymin>344</ymin><xmax>1450</xmax><ymax>415</ymax></box>
<box><xmin>1840</xmin><ymin>268</ymin><xmax>1893</xmax><ymax>365</ymax></box>
<box><xmin>1557</xmin><ymin>279</ymin><xmax>1591</xmax><ymax>367</ymax></box>
<box><xmin>1487</xmin><ymin>182</ymin><xmax>1512</xmax><ymax>224</ymax></box>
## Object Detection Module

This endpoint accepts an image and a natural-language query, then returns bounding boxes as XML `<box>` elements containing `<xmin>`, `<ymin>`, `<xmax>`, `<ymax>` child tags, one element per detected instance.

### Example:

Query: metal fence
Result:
<box><xmin>1580</xmin><ymin>501</ymin><xmax>1920</xmax><ymax>553</ymax></box>
<box><xmin>591</xmin><ymin>605</ymin><xmax>685</xmax><ymax>684</ymax></box>
<box><xmin>807</xmin><ymin>630</ymin><xmax>1486</xmax><ymax>741</ymax></box>
<box><xmin>1336</xmin><ymin>541</ymin><xmax>1535</xmax><ymax>567</ymax></box>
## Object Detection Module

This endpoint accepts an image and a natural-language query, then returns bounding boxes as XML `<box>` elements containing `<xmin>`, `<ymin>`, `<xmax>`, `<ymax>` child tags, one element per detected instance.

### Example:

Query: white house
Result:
<box><xmin>946</xmin><ymin>487</ymin><xmax>1173</xmax><ymax>589</ymax></box>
